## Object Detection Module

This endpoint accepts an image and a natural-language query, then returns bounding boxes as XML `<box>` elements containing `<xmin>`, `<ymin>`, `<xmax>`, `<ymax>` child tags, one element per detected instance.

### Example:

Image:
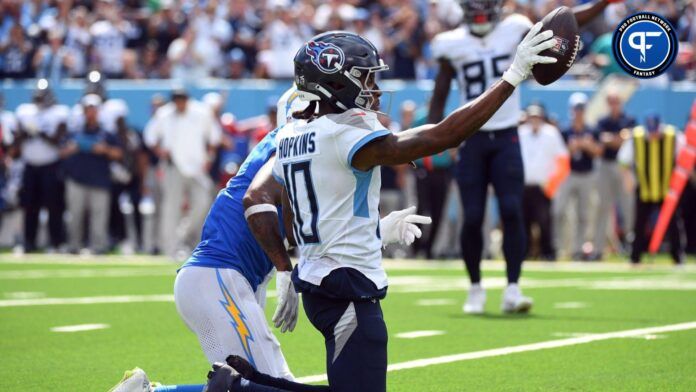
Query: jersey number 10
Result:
<box><xmin>282</xmin><ymin>161</ymin><xmax>320</xmax><ymax>245</ymax></box>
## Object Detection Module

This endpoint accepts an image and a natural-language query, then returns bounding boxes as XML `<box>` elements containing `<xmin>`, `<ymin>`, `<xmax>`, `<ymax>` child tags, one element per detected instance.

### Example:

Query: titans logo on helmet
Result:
<box><xmin>306</xmin><ymin>41</ymin><xmax>345</xmax><ymax>74</ymax></box>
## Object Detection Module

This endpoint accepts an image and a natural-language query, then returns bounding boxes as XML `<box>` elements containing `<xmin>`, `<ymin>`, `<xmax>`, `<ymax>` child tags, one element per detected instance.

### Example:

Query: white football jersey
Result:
<box><xmin>431</xmin><ymin>14</ymin><xmax>532</xmax><ymax>130</ymax></box>
<box><xmin>273</xmin><ymin>109</ymin><xmax>390</xmax><ymax>289</ymax></box>
<box><xmin>16</xmin><ymin>103</ymin><xmax>69</xmax><ymax>165</ymax></box>
<box><xmin>69</xmin><ymin>98</ymin><xmax>129</xmax><ymax>134</ymax></box>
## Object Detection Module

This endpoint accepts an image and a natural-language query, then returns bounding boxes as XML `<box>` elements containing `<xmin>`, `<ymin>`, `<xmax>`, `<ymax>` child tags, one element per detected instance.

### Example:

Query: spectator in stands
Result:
<box><xmin>349</xmin><ymin>8</ymin><xmax>385</xmax><ymax>53</ymax></box>
<box><xmin>618</xmin><ymin>114</ymin><xmax>686</xmax><ymax>265</ymax></box>
<box><xmin>139</xmin><ymin>40</ymin><xmax>168</xmax><ymax>79</ymax></box>
<box><xmin>383</xmin><ymin>6</ymin><xmax>424</xmax><ymax>79</ymax></box>
<box><xmin>144</xmin><ymin>88</ymin><xmax>221</xmax><ymax>258</ymax></box>
<box><xmin>33</xmin><ymin>27</ymin><xmax>74</xmax><ymax>82</ymax></box>
<box><xmin>554</xmin><ymin>93</ymin><xmax>602</xmax><ymax>260</ymax></box>
<box><xmin>146</xmin><ymin>1</ymin><xmax>186</xmax><ymax>59</ymax></box>
<box><xmin>0</xmin><ymin>24</ymin><xmax>34</xmax><ymax>79</ymax></box>
<box><xmin>63</xmin><ymin>6</ymin><xmax>91</xmax><ymax>77</ymax></box>
<box><xmin>62</xmin><ymin>94</ymin><xmax>123</xmax><ymax>254</ymax></box>
<box><xmin>167</xmin><ymin>27</ymin><xmax>218</xmax><ymax>80</ymax></box>
<box><xmin>89</xmin><ymin>0</ymin><xmax>135</xmax><ymax>79</ymax></box>
<box><xmin>589</xmin><ymin>32</ymin><xmax>623</xmax><ymax>78</ymax></box>
<box><xmin>227</xmin><ymin>0</ymin><xmax>262</xmax><ymax>72</ymax></box>
<box><xmin>592</xmin><ymin>90</ymin><xmax>635</xmax><ymax>260</ymax></box>
<box><xmin>14</xmin><ymin>84</ymin><xmax>68</xmax><ymax>252</ymax></box>
<box><xmin>313</xmin><ymin>0</ymin><xmax>356</xmax><ymax>31</ymax></box>
<box><xmin>520</xmin><ymin>104</ymin><xmax>568</xmax><ymax>261</ymax></box>
<box><xmin>226</xmin><ymin>48</ymin><xmax>249</xmax><ymax>79</ymax></box>
<box><xmin>255</xmin><ymin>3</ymin><xmax>310</xmax><ymax>79</ymax></box>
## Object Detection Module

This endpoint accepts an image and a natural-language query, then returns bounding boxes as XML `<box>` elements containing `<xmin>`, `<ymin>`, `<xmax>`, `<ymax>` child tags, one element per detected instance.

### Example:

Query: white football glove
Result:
<box><xmin>503</xmin><ymin>22</ymin><xmax>558</xmax><ymax>87</ymax></box>
<box><xmin>272</xmin><ymin>271</ymin><xmax>298</xmax><ymax>333</ymax></box>
<box><xmin>380</xmin><ymin>206</ymin><xmax>432</xmax><ymax>247</ymax></box>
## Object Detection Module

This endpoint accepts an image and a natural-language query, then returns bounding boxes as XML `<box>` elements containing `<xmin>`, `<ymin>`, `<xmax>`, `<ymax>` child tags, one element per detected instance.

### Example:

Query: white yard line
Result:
<box><xmin>3</xmin><ymin>275</ymin><xmax>696</xmax><ymax>307</ymax></box>
<box><xmin>2</xmin><ymin>255</ymin><xmax>693</xmax><ymax>273</ymax></box>
<box><xmin>553</xmin><ymin>302</ymin><xmax>589</xmax><ymax>309</ymax></box>
<box><xmin>395</xmin><ymin>330</ymin><xmax>446</xmax><ymax>339</ymax></box>
<box><xmin>0</xmin><ymin>255</ymin><xmax>173</xmax><ymax>266</ymax></box>
<box><xmin>382</xmin><ymin>260</ymin><xmax>696</xmax><ymax>273</ymax></box>
<box><xmin>0</xmin><ymin>268</ymin><xmax>175</xmax><ymax>279</ymax></box>
<box><xmin>295</xmin><ymin>321</ymin><xmax>696</xmax><ymax>384</ymax></box>
<box><xmin>0</xmin><ymin>294</ymin><xmax>174</xmax><ymax>307</ymax></box>
<box><xmin>50</xmin><ymin>323</ymin><xmax>110</xmax><ymax>333</ymax></box>
<box><xmin>416</xmin><ymin>299</ymin><xmax>457</xmax><ymax>306</ymax></box>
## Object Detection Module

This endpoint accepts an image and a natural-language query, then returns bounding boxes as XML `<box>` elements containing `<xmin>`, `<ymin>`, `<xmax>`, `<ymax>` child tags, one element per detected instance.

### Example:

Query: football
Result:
<box><xmin>531</xmin><ymin>6</ymin><xmax>580</xmax><ymax>85</ymax></box>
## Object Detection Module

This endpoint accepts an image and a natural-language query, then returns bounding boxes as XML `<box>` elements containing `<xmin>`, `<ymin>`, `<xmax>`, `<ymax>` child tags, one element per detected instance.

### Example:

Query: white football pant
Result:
<box><xmin>174</xmin><ymin>266</ymin><xmax>293</xmax><ymax>380</ymax></box>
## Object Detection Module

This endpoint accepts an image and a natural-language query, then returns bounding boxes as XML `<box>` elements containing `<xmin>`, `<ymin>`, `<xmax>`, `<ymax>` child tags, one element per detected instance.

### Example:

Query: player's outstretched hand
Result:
<box><xmin>380</xmin><ymin>206</ymin><xmax>432</xmax><ymax>247</ymax></box>
<box><xmin>273</xmin><ymin>271</ymin><xmax>298</xmax><ymax>333</ymax></box>
<box><xmin>503</xmin><ymin>22</ymin><xmax>557</xmax><ymax>87</ymax></box>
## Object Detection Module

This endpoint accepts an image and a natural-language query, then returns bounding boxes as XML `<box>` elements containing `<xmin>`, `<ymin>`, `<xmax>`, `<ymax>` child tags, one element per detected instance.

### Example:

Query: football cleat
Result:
<box><xmin>501</xmin><ymin>284</ymin><xmax>533</xmax><ymax>314</ymax></box>
<box><xmin>203</xmin><ymin>362</ymin><xmax>238</xmax><ymax>392</ymax></box>
<box><xmin>108</xmin><ymin>368</ymin><xmax>156</xmax><ymax>392</ymax></box>
<box><xmin>463</xmin><ymin>284</ymin><xmax>486</xmax><ymax>314</ymax></box>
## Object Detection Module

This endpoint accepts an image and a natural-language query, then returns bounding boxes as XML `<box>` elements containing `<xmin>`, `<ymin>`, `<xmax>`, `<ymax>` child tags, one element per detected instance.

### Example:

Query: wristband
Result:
<box><xmin>244</xmin><ymin>203</ymin><xmax>278</xmax><ymax>220</ymax></box>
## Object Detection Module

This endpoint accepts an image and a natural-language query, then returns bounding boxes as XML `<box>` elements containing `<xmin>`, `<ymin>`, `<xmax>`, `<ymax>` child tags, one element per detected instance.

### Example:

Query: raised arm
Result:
<box><xmin>353</xmin><ymin>23</ymin><xmax>556</xmax><ymax>171</ymax></box>
<box><xmin>427</xmin><ymin>59</ymin><xmax>455</xmax><ymax>124</ymax></box>
<box><xmin>573</xmin><ymin>0</ymin><xmax>617</xmax><ymax>28</ymax></box>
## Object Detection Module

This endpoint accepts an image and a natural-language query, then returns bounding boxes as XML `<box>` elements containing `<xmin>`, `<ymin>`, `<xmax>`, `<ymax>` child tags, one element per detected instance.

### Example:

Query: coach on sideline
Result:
<box><xmin>144</xmin><ymin>88</ymin><xmax>221</xmax><ymax>258</ymax></box>
<box><xmin>61</xmin><ymin>94</ymin><xmax>124</xmax><ymax>254</ymax></box>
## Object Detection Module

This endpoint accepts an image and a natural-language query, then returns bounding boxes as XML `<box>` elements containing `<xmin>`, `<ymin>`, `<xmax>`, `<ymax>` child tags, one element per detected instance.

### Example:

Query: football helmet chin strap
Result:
<box><xmin>470</xmin><ymin>22</ymin><xmax>494</xmax><ymax>36</ymax></box>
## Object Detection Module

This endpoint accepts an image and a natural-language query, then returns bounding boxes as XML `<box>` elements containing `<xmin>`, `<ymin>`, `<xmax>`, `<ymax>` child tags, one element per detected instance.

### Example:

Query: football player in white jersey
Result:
<box><xmin>14</xmin><ymin>82</ymin><xmax>70</xmax><ymax>252</ymax></box>
<box><xmin>428</xmin><ymin>0</ymin><xmax>621</xmax><ymax>314</ymax></box>
<box><xmin>108</xmin><ymin>87</ymin><xmax>428</xmax><ymax>392</ymax></box>
<box><xmin>244</xmin><ymin>28</ymin><xmax>558</xmax><ymax>391</ymax></box>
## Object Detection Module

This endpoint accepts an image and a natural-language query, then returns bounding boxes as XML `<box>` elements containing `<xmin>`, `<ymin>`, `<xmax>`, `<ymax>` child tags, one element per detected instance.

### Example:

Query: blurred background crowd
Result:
<box><xmin>1</xmin><ymin>0</ymin><xmax>695</xmax><ymax>81</ymax></box>
<box><xmin>0</xmin><ymin>0</ymin><xmax>695</xmax><ymax>262</ymax></box>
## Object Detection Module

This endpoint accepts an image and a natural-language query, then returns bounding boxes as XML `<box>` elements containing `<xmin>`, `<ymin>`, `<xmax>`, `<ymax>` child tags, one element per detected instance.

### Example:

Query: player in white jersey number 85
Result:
<box><xmin>230</xmin><ymin>27</ymin><xmax>557</xmax><ymax>392</ymax></box>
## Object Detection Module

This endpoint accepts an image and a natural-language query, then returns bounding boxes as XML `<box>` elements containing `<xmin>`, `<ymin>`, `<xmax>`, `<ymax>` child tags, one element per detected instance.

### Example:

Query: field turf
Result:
<box><xmin>1</xmin><ymin>254</ymin><xmax>695</xmax><ymax>391</ymax></box>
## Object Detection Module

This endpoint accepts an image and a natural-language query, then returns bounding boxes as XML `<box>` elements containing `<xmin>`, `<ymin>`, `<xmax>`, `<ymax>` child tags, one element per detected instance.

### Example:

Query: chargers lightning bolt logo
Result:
<box><xmin>306</xmin><ymin>41</ymin><xmax>345</xmax><ymax>74</ymax></box>
<box><xmin>216</xmin><ymin>269</ymin><xmax>256</xmax><ymax>367</ymax></box>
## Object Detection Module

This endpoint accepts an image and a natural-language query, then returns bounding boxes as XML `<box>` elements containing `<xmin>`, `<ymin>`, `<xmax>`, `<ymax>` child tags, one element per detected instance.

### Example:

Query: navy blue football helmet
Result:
<box><xmin>293</xmin><ymin>31</ymin><xmax>389</xmax><ymax>114</ymax></box>
<box><xmin>460</xmin><ymin>0</ymin><xmax>503</xmax><ymax>36</ymax></box>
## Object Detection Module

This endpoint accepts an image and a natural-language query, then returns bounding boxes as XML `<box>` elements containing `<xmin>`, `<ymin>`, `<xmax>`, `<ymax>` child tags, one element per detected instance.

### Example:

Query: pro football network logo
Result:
<box><xmin>306</xmin><ymin>41</ymin><xmax>345</xmax><ymax>74</ymax></box>
<box><xmin>612</xmin><ymin>12</ymin><xmax>677</xmax><ymax>78</ymax></box>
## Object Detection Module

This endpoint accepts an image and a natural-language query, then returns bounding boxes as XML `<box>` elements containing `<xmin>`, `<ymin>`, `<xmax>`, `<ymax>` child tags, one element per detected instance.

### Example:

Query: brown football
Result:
<box><xmin>531</xmin><ymin>6</ymin><xmax>580</xmax><ymax>86</ymax></box>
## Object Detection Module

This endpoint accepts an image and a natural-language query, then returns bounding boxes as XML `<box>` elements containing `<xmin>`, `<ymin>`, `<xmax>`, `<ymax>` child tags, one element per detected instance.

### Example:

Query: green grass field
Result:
<box><xmin>1</xmin><ymin>255</ymin><xmax>695</xmax><ymax>391</ymax></box>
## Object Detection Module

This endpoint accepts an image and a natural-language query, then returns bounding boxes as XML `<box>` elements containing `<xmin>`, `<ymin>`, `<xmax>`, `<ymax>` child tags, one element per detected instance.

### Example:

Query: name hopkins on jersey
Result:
<box><xmin>277</xmin><ymin>131</ymin><xmax>318</xmax><ymax>160</ymax></box>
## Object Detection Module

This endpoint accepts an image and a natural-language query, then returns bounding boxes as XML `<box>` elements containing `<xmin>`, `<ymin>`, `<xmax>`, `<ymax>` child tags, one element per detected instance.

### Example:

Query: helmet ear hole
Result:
<box><xmin>326</xmin><ymin>81</ymin><xmax>345</xmax><ymax>91</ymax></box>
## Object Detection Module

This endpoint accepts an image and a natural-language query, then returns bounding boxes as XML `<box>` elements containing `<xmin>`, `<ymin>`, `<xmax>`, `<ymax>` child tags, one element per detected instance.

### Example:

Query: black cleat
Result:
<box><xmin>203</xmin><ymin>362</ymin><xmax>238</xmax><ymax>392</ymax></box>
<box><xmin>226</xmin><ymin>355</ymin><xmax>257</xmax><ymax>380</ymax></box>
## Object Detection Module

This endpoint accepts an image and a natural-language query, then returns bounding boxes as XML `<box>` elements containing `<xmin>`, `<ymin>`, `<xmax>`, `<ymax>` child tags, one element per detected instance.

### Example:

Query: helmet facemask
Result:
<box><xmin>461</xmin><ymin>0</ymin><xmax>502</xmax><ymax>37</ymax></box>
<box><xmin>345</xmin><ymin>60</ymin><xmax>391</xmax><ymax>115</ymax></box>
